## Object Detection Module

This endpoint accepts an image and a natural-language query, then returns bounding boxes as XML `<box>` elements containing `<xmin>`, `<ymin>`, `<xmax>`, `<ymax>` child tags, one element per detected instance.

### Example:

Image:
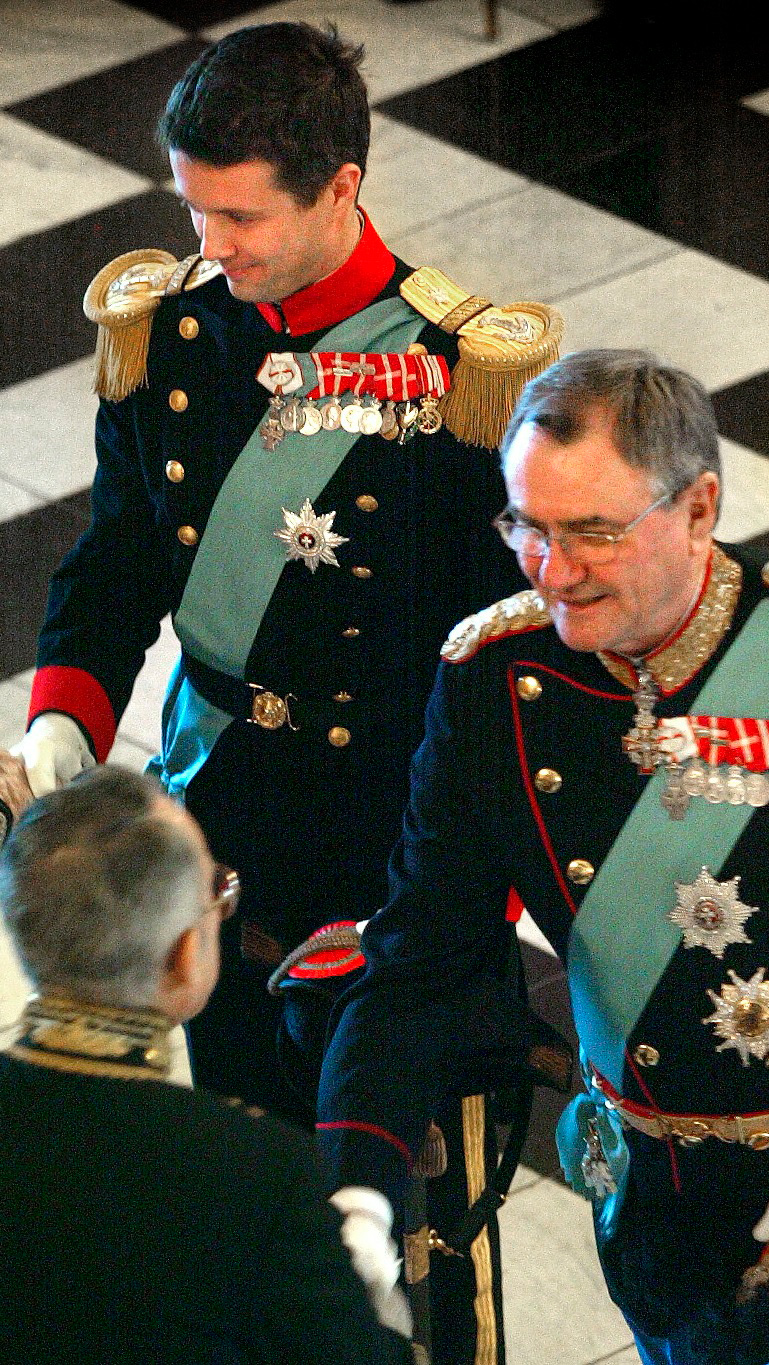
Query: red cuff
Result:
<box><xmin>28</xmin><ymin>666</ymin><xmax>116</xmax><ymax>764</ymax></box>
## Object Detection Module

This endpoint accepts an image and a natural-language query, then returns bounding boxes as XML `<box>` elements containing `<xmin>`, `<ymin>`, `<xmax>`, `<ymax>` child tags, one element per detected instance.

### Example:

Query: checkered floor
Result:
<box><xmin>3</xmin><ymin>3</ymin><xmax>769</xmax><ymax>1360</ymax></box>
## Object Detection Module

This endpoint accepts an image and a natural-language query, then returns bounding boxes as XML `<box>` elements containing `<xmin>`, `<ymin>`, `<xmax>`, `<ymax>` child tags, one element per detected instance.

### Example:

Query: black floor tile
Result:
<box><xmin>0</xmin><ymin>493</ymin><xmax>91</xmax><ymax>681</ymax></box>
<box><xmin>5</xmin><ymin>38</ymin><xmax>207</xmax><ymax>181</ymax></box>
<box><xmin>713</xmin><ymin>371</ymin><xmax>769</xmax><ymax>461</ymax></box>
<box><xmin>376</xmin><ymin>16</ymin><xmax>769</xmax><ymax>281</ymax></box>
<box><xmin>125</xmin><ymin>0</ymin><xmax>268</xmax><ymax>28</ymax></box>
<box><xmin>0</xmin><ymin>190</ymin><xmax>198</xmax><ymax>392</ymax></box>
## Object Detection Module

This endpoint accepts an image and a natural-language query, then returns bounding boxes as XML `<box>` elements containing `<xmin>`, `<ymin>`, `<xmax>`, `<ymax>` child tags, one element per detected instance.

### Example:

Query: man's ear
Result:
<box><xmin>329</xmin><ymin>162</ymin><xmax>362</xmax><ymax>209</ymax></box>
<box><xmin>159</xmin><ymin>924</ymin><xmax>201</xmax><ymax>1017</ymax></box>
<box><xmin>687</xmin><ymin>471</ymin><xmax>720</xmax><ymax>546</ymax></box>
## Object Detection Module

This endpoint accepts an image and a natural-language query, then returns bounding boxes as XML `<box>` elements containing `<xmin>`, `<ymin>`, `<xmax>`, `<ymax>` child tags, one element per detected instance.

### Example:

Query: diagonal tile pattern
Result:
<box><xmin>4</xmin><ymin>3</ymin><xmax>769</xmax><ymax>1359</ymax></box>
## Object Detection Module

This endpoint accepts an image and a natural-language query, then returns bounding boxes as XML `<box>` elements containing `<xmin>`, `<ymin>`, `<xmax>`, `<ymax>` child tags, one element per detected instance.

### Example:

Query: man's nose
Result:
<box><xmin>199</xmin><ymin>216</ymin><xmax>233</xmax><ymax>261</ymax></box>
<box><xmin>535</xmin><ymin>537</ymin><xmax>586</xmax><ymax>591</ymax></box>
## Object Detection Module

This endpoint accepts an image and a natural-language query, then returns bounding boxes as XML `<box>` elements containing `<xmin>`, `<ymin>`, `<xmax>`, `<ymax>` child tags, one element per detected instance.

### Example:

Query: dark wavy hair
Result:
<box><xmin>157</xmin><ymin>23</ymin><xmax>369</xmax><ymax>206</ymax></box>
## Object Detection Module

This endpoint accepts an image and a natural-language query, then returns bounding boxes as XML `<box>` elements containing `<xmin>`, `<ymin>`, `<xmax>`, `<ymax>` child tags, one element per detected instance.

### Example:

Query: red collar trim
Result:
<box><xmin>257</xmin><ymin>210</ymin><xmax>395</xmax><ymax>336</ymax></box>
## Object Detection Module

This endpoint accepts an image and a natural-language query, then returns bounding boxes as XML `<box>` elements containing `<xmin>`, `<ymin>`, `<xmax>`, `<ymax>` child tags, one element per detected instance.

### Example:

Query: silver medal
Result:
<box><xmin>704</xmin><ymin>967</ymin><xmax>769</xmax><ymax>1065</ymax></box>
<box><xmin>299</xmin><ymin>400</ymin><xmax>323</xmax><ymax>436</ymax></box>
<box><xmin>340</xmin><ymin>401</ymin><xmax>363</xmax><ymax>433</ymax></box>
<box><xmin>670</xmin><ymin>866</ymin><xmax>757</xmax><ymax>959</ymax></box>
<box><xmin>358</xmin><ymin>398</ymin><xmax>383</xmax><ymax>436</ymax></box>
<box><xmin>274</xmin><ymin>498</ymin><xmax>350</xmax><ymax>573</ymax></box>
<box><xmin>321</xmin><ymin>400</ymin><xmax>343</xmax><ymax>431</ymax></box>
<box><xmin>280</xmin><ymin>397</ymin><xmax>304</xmax><ymax>433</ymax></box>
<box><xmin>746</xmin><ymin>772</ymin><xmax>769</xmax><ymax>807</ymax></box>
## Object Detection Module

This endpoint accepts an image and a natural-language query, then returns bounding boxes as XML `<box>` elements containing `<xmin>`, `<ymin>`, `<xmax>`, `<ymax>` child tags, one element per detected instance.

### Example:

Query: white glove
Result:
<box><xmin>754</xmin><ymin>1202</ymin><xmax>769</xmax><ymax>1242</ymax></box>
<box><xmin>656</xmin><ymin>717</ymin><xmax>698</xmax><ymax>763</ymax></box>
<box><xmin>11</xmin><ymin>713</ymin><xmax>95</xmax><ymax>799</ymax></box>
<box><xmin>329</xmin><ymin>1186</ymin><xmax>412</xmax><ymax>1337</ymax></box>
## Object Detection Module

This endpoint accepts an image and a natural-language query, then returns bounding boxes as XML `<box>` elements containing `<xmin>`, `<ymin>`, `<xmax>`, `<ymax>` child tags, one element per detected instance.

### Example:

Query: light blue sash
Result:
<box><xmin>567</xmin><ymin>598</ymin><xmax>769</xmax><ymax>1092</ymax></box>
<box><xmin>173</xmin><ymin>295</ymin><xmax>427</xmax><ymax>678</ymax></box>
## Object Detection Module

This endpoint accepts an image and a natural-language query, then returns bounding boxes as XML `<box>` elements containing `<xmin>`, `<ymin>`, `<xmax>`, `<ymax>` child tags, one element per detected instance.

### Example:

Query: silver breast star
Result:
<box><xmin>703</xmin><ymin>967</ymin><xmax>769</xmax><ymax>1065</ymax></box>
<box><xmin>669</xmin><ymin>867</ymin><xmax>757</xmax><ymax>959</ymax></box>
<box><xmin>274</xmin><ymin>498</ymin><xmax>349</xmax><ymax>573</ymax></box>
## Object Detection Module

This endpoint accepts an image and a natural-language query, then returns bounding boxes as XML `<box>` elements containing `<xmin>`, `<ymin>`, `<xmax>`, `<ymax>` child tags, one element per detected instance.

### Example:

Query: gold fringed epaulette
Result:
<box><xmin>83</xmin><ymin>249</ymin><xmax>222</xmax><ymax>400</ymax></box>
<box><xmin>400</xmin><ymin>267</ymin><xmax>564</xmax><ymax>450</ymax></box>
<box><xmin>441</xmin><ymin>590</ymin><xmax>550</xmax><ymax>664</ymax></box>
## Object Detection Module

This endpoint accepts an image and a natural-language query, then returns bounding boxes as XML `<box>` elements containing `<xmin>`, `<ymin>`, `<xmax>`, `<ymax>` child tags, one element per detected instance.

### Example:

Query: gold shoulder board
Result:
<box><xmin>83</xmin><ymin>249</ymin><xmax>222</xmax><ymax>400</ymax></box>
<box><xmin>441</xmin><ymin>590</ymin><xmax>550</xmax><ymax>664</ymax></box>
<box><xmin>400</xmin><ymin>266</ymin><xmax>564</xmax><ymax>450</ymax></box>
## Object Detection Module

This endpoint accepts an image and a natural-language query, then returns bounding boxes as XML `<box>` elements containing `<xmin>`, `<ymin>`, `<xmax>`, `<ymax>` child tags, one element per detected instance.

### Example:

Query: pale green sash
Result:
<box><xmin>567</xmin><ymin>598</ymin><xmax>769</xmax><ymax>1091</ymax></box>
<box><xmin>174</xmin><ymin>295</ymin><xmax>427</xmax><ymax>677</ymax></box>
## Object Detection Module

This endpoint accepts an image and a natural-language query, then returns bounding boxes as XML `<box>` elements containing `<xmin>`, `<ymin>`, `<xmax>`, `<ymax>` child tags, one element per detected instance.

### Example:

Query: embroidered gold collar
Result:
<box><xmin>8</xmin><ymin>994</ymin><xmax>172</xmax><ymax>1081</ymax></box>
<box><xmin>598</xmin><ymin>545</ymin><xmax>742</xmax><ymax>694</ymax></box>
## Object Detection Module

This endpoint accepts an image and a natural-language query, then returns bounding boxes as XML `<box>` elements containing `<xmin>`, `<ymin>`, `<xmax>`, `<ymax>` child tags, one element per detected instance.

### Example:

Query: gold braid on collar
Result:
<box><xmin>8</xmin><ymin>994</ymin><xmax>172</xmax><ymax>1082</ymax></box>
<box><xmin>598</xmin><ymin>545</ymin><xmax>742</xmax><ymax>694</ymax></box>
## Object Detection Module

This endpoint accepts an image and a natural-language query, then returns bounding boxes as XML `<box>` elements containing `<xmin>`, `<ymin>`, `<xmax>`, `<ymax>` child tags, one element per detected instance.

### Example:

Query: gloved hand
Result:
<box><xmin>0</xmin><ymin>750</ymin><xmax>35</xmax><ymax>843</ymax></box>
<box><xmin>329</xmin><ymin>1186</ymin><xmax>412</xmax><ymax>1337</ymax></box>
<box><xmin>12</xmin><ymin>713</ymin><xmax>95</xmax><ymax>798</ymax></box>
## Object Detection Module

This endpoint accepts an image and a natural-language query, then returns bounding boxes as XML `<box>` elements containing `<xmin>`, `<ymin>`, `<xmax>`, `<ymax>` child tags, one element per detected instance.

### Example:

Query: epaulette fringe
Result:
<box><xmin>400</xmin><ymin>267</ymin><xmax>564</xmax><ymax>450</ymax></box>
<box><xmin>441</xmin><ymin>590</ymin><xmax>550</xmax><ymax>664</ymax></box>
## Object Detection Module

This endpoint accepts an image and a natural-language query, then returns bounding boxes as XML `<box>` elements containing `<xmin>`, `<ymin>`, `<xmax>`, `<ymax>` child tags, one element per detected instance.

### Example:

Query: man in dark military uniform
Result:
<box><xmin>4</xmin><ymin>23</ymin><xmax>561</xmax><ymax>1116</ymax></box>
<box><xmin>0</xmin><ymin>766</ymin><xmax>412</xmax><ymax>1365</ymax></box>
<box><xmin>318</xmin><ymin>349</ymin><xmax>769</xmax><ymax>1365</ymax></box>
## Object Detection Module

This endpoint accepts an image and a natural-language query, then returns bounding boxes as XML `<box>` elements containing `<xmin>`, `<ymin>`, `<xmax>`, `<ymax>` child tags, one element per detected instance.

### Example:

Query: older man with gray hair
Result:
<box><xmin>0</xmin><ymin>765</ymin><xmax>411</xmax><ymax>1365</ymax></box>
<box><xmin>318</xmin><ymin>349</ymin><xmax>769</xmax><ymax>1365</ymax></box>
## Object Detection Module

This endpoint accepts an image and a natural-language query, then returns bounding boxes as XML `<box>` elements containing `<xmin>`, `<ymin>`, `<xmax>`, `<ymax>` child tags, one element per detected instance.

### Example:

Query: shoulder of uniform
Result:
<box><xmin>400</xmin><ymin>266</ymin><xmax>565</xmax><ymax>451</ymax></box>
<box><xmin>82</xmin><ymin>249</ymin><xmax>222</xmax><ymax>400</ymax></box>
<box><xmin>441</xmin><ymin>590</ymin><xmax>551</xmax><ymax>664</ymax></box>
<box><xmin>762</xmin><ymin>560</ymin><xmax>769</xmax><ymax>589</ymax></box>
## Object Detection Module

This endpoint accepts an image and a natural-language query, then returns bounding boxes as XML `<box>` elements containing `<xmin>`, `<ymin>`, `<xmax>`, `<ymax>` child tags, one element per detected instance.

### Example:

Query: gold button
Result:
<box><xmin>633</xmin><ymin>1044</ymin><xmax>660</xmax><ymax>1068</ymax></box>
<box><xmin>179</xmin><ymin>316</ymin><xmax>199</xmax><ymax>340</ymax></box>
<box><xmin>517</xmin><ymin>675</ymin><xmax>542</xmax><ymax>701</ymax></box>
<box><xmin>169</xmin><ymin>389</ymin><xmax>189</xmax><ymax>413</ymax></box>
<box><xmin>352</xmin><ymin>566</ymin><xmax>372</xmax><ymax>579</ymax></box>
<box><xmin>165</xmin><ymin>460</ymin><xmax>185</xmax><ymax>483</ymax></box>
<box><xmin>763</xmin><ymin>561</ymin><xmax>769</xmax><ymax>588</ymax></box>
<box><xmin>356</xmin><ymin>495</ymin><xmax>378</xmax><ymax>512</ymax></box>
<box><xmin>748</xmin><ymin>1131</ymin><xmax>769</xmax><ymax>1151</ymax></box>
<box><xmin>567</xmin><ymin>858</ymin><xmax>595</xmax><ymax>886</ymax></box>
<box><xmin>328</xmin><ymin>726</ymin><xmax>351</xmax><ymax>747</ymax></box>
<box><xmin>333</xmin><ymin>691</ymin><xmax>354</xmax><ymax>703</ymax></box>
<box><xmin>251</xmin><ymin>692</ymin><xmax>287</xmax><ymax>730</ymax></box>
<box><xmin>342</xmin><ymin>627</ymin><xmax>360</xmax><ymax>639</ymax></box>
<box><xmin>534</xmin><ymin>767</ymin><xmax>562</xmax><ymax>794</ymax></box>
<box><xmin>177</xmin><ymin>525</ymin><xmax>199</xmax><ymax>547</ymax></box>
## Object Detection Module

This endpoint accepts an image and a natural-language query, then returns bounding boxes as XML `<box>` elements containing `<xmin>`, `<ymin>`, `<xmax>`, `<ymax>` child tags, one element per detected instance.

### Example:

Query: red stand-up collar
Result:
<box><xmin>256</xmin><ymin>210</ymin><xmax>396</xmax><ymax>336</ymax></box>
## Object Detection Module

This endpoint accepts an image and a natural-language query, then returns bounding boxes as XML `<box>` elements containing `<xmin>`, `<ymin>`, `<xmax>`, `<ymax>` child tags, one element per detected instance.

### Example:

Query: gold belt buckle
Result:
<box><xmin>247</xmin><ymin>685</ymin><xmax>299</xmax><ymax>731</ymax></box>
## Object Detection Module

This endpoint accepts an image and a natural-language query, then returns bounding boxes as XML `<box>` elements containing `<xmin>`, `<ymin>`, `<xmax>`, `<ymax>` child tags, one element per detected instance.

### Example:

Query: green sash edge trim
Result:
<box><xmin>174</xmin><ymin>296</ymin><xmax>428</xmax><ymax>678</ymax></box>
<box><xmin>567</xmin><ymin>596</ymin><xmax>769</xmax><ymax>1091</ymax></box>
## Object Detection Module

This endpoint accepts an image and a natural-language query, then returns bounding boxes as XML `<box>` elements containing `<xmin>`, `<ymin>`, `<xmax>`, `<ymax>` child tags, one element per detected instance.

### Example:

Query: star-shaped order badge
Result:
<box><xmin>704</xmin><ymin>967</ymin><xmax>769</xmax><ymax>1065</ymax></box>
<box><xmin>669</xmin><ymin>866</ymin><xmax>757</xmax><ymax>959</ymax></box>
<box><xmin>275</xmin><ymin>498</ymin><xmax>349</xmax><ymax>573</ymax></box>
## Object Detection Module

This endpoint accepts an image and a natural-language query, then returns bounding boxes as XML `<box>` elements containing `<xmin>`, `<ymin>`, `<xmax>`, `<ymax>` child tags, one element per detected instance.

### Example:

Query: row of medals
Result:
<box><xmin>261</xmin><ymin>390</ymin><xmax>443</xmax><ymax>450</ymax></box>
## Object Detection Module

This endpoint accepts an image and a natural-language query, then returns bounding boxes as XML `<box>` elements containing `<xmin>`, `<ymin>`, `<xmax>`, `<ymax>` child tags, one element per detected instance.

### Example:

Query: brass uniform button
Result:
<box><xmin>534</xmin><ymin>767</ymin><xmax>562</xmax><ymax>794</ymax></box>
<box><xmin>567</xmin><ymin>858</ymin><xmax>595</xmax><ymax>885</ymax></box>
<box><xmin>762</xmin><ymin>561</ymin><xmax>769</xmax><ymax>588</ymax></box>
<box><xmin>251</xmin><ymin>692</ymin><xmax>287</xmax><ymax>730</ymax></box>
<box><xmin>169</xmin><ymin>389</ymin><xmax>189</xmax><ymax>412</ymax></box>
<box><xmin>342</xmin><ymin>627</ymin><xmax>360</xmax><ymax>639</ymax></box>
<box><xmin>352</xmin><ymin>566</ymin><xmax>373</xmax><ymax>579</ymax></box>
<box><xmin>333</xmin><ymin>691</ymin><xmax>354</xmax><ymax>703</ymax></box>
<box><xmin>633</xmin><ymin>1044</ymin><xmax>660</xmax><ymax>1068</ymax></box>
<box><xmin>177</xmin><ymin>525</ymin><xmax>199</xmax><ymax>547</ymax></box>
<box><xmin>179</xmin><ymin>316</ymin><xmax>199</xmax><ymax>340</ymax></box>
<box><xmin>165</xmin><ymin>460</ymin><xmax>185</xmax><ymax>483</ymax></box>
<box><xmin>328</xmin><ymin>726</ymin><xmax>351</xmax><ymax>747</ymax></box>
<box><xmin>517</xmin><ymin>675</ymin><xmax>542</xmax><ymax>701</ymax></box>
<box><xmin>356</xmin><ymin>495</ymin><xmax>378</xmax><ymax>512</ymax></box>
<box><xmin>748</xmin><ymin>1132</ymin><xmax>769</xmax><ymax>1151</ymax></box>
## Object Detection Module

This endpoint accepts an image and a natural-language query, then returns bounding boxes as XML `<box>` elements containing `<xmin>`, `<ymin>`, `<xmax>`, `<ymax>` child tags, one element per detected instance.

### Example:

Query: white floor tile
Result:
<box><xmin>204</xmin><ymin>1</ymin><xmax>549</xmax><ymax>104</ymax></box>
<box><xmin>0</xmin><ymin>113</ymin><xmax>152</xmax><ymax>248</ymax></box>
<box><xmin>0</xmin><ymin>475</ymin><xmax>39</xmax><ymax>525</ymax></box>
<box><xmin>364</xmin><ymin>113</ymin><xmax>530</xmax><ymax>241</ymax></box>
<box><xmin>716</xmin><ymin>437</ymin><xmax>769</xmax><ymax>544</ymax></box>
<box><xmin>502</xmin><ymin>0</ymin><xmax>600</xmax><ymax>27</ymax></box>
<box><xmin>387</xmin><ymin>185</ymin><xmax>678</xmax><ymax>305</ymax></box>
<box><xmin>553</xmin><ymin>248</ymin><xmax>769</xmax><ymax>394</ymax></box>
<box><xmin>0</xmin><ymin>0</ymin><xmax>184</xmax><ymax>105</ymax></box>
<box><xmin>499</xmin><ymin>1176</ymin><xmax>635</xmax><ymax>1365</ymax></box>
<box><xmin>508</xmin><ymin>1161</ymin><xmax>544</xmax><ymax>1194</ymax></box>
<box><xmin>0</xmin><ymin>359</ymin><xmax>98</xmax><ymax>503</ymax></box>
<box><xmin>115</xmin><ymin>615</ymin><xmax>178</xmax><ymax>756</ymax></box>
<box><xmin>0</xmin><ymin>677</ymin><xmax>31</xmax><ymax>748</ymax></box>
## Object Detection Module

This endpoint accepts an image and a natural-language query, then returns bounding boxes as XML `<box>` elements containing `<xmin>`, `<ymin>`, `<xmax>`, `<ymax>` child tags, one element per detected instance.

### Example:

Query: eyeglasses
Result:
<box><xmin>212</xmin><ymin>864</ymin><xmax>240</xmax><ymax>921</ymax></box>
<box><xmin>492</xmin><ymin>493</ymin><xmax>672</xmax><ymax>565</ymax></box>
